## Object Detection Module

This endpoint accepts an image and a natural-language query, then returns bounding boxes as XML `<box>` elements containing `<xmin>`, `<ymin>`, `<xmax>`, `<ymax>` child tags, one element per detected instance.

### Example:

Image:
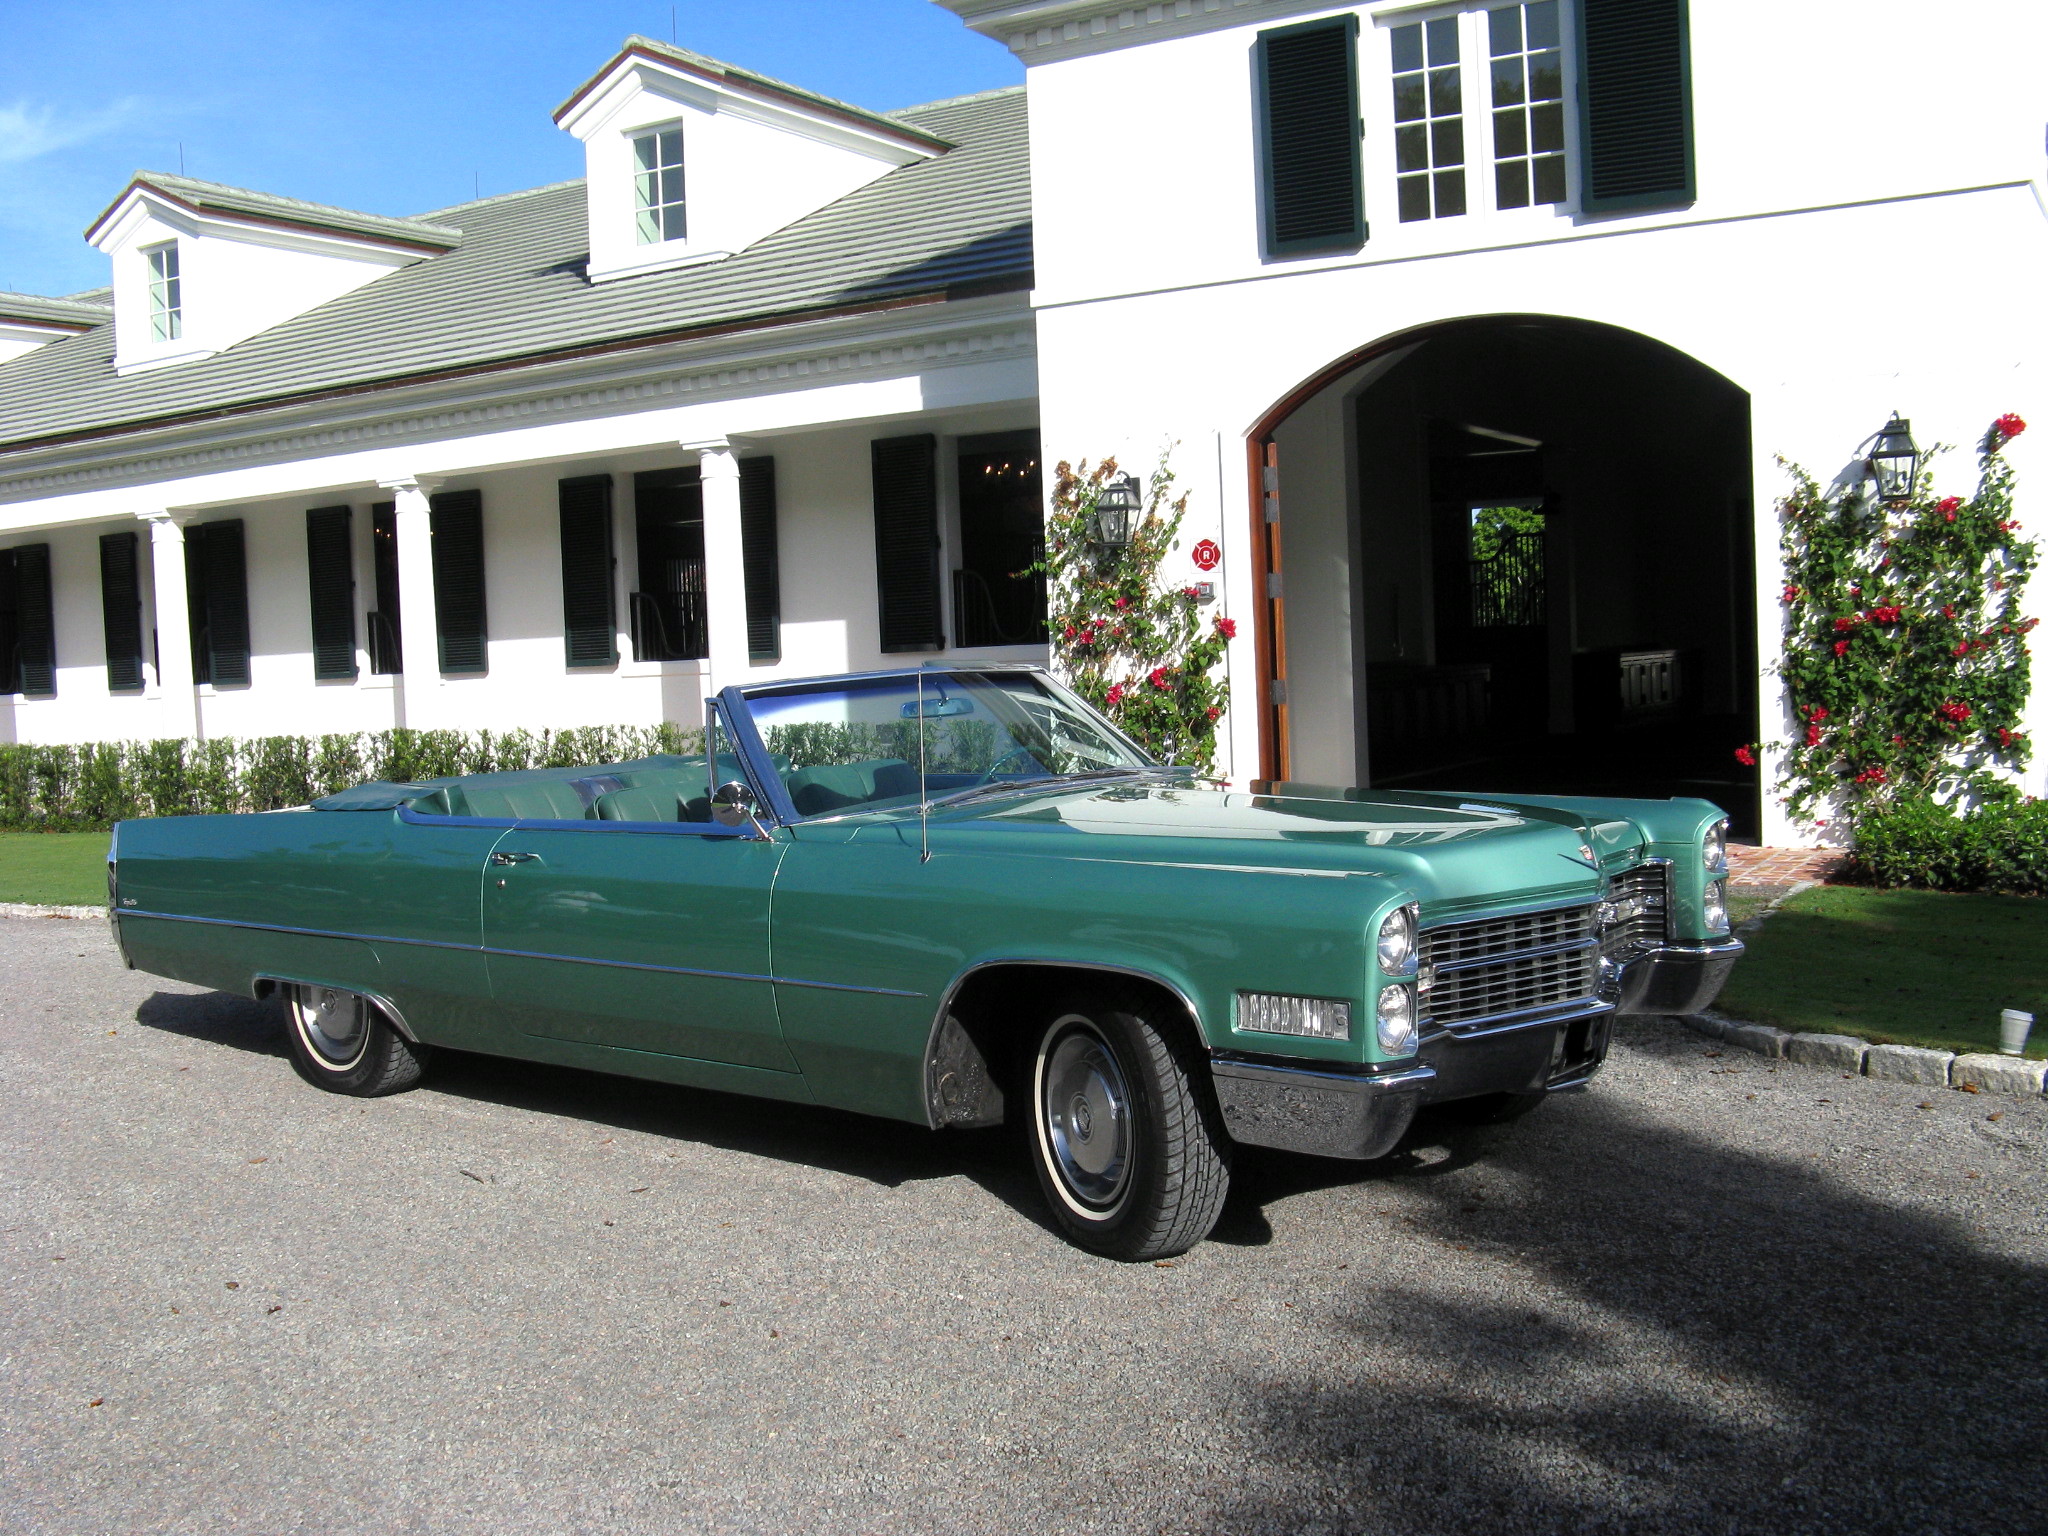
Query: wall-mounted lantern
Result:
<box><xmin>1868</xmin><ymin>415</ymin><xmax>1921</xmax><ymax>504</ymax></box>
<box><xmin>1092</xmin><ymin>472</ymin><xmax>1144</xmax><ymax>548</ymax></box>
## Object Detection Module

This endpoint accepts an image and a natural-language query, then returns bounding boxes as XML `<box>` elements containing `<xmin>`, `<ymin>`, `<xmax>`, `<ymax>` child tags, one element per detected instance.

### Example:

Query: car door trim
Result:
<box><xmin>118</xmin><ymin>909</ymin><xmax>923</xmax><ymax>997</ymax></box>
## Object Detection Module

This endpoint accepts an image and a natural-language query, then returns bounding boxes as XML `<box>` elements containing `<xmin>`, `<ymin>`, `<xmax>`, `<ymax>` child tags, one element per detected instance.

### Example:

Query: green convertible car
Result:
<box><xmin>111</xmin><ymin>664</ymin><xmax>1741</xmax><ymax>1260</ymax></box>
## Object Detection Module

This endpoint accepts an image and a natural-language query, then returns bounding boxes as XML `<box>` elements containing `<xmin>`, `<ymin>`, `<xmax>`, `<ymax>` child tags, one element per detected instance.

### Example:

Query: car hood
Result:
<box><xmin>912</xmin><ymin>781</ymin><xmax>1637</xmax><ymax>918</ymax></box>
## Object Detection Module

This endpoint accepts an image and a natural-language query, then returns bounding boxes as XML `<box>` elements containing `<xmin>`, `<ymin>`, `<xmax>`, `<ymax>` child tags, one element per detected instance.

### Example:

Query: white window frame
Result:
<box><xmin>144</xmin><ymin>241</ymin><xmax>182</xmax><ymax>342</ymax></box>
<box><xmin>630</xmin><ymin>123</ymin><xmax>686</xmax><ymax>246</ymax></box>
<box><xmin>1366</xmin><ymin>0</ymin><xmax>1580</xmax><ymax>249</ymax></box>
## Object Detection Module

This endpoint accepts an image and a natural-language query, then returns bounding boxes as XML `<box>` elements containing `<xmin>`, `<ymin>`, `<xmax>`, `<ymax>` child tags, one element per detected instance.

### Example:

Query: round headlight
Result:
<box><xmin>1702</xmin><ymin>819</ymin><xmax>1728</xmax><ymax>873</ymax></box>
<box><xmin>1703</xmin><ymin>878</ymin><xmax>1730</xmax><ymax>934</ymax></box>
<box><xmin>1376</xmin><ymin>983</ymin><xmax>1418</xmax><ymax>1055</ymax></box>
<box><xmin>1377</xmin><ymin>903</ymin><xmax>1419</xmax><ymax>976</ymax></box>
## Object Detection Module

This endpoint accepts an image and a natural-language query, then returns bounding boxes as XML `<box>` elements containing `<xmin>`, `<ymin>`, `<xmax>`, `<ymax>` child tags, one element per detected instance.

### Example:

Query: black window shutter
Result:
<box><xmin>99</xmin><ymin>531</ymin><xmax>145</xmax><ymax>692</ymax></box>
<box><xmin>430</xmin><ymin>489</ymin><xmax>488</xmax><ymax>674</ymax></box>
<box><xmin>184</xmin><ymin>524</ymin><xmax>211</xmax><ymax>687</ymax></box>
<box><xmin>871</xmin><ymin>435</ymin><xmax>944</xmax><ymax>653</ymax></box>
<box><xmin>1577</xmin><ymin>0</ymin><xmax>1695</xmax><ymax>212</ymax></box>
<box><xmin>201</xmin><ymin>520</ymin><xmax>250</xmax><ymax>687</ymax></box>
<box><xmin>0</xmin><ymin>549</ymin><xmax>18</xmax><ymax>695</ymax></box>
<box><xmin>305</xmin><ymin>506</ymin><xmax>358</xmax><ymax>681</ymax></box>
<box><xmin>13</xmin><ymin>543</ymin><xmax>55</xmax><ymax>698</ymax></box>
<box><xmin>558</xmin><ymin>475</ymin><xmax>617</xmax><ymax>668</ymax></box>
<box><xmin>1256</xmin><ymin>16</ymin><xmax>1364</xmax><ymax>256</ymax></box>
<box><xmin>739</xmin><ymin>456</ymin><xmax>781</xmax><ymax>662</ymax></box>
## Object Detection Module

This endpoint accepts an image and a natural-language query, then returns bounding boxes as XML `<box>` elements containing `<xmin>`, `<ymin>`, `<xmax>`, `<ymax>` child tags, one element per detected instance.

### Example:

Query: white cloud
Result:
<box><xmin>0</xmin><ymin>98</ymin><xmax>143</xmax><ymax>165</ymax></box>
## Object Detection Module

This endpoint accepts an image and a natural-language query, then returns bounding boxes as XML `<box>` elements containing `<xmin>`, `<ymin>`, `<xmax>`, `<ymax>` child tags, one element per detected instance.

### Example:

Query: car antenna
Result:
<box><xmin>917</xmin><ymin>668</ymin><xmax>931</xmax><ymax>864</ymax></box>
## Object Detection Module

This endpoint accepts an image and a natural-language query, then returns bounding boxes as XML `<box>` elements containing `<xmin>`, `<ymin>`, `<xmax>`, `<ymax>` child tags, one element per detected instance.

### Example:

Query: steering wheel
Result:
<box><xmin>972</xmin><ymin>746</ymin><xmax>1043</xmax><ymax>787</ymax></box>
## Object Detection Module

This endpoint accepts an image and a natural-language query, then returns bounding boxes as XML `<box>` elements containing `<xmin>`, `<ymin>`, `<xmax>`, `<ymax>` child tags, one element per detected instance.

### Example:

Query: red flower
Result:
<box><xmin>1205</xmin><ymin>707</ymin><xmax>1221</xmax><ymax>722</ymax></box>
<box><xmin>1114</xmin><ymin>596</ymin><xmax>1131</xmax><ymax>611</ymax></box>
<box><xmin>1214</xmin><ymin>616</ymin><xmax>1238</xmax><ymax>640</ymax></box>
<box><xmin>1855</xmin><ymin>766</ymin><xmax>1888</xmax><ymax>785</ymax></box>
<box><xmin>1999</xmin><ymin>726</ymin><xmax>2017</xmax><ymax>748</ymax></box>
<box><xmin>1994</xmin><ymin>412</ymin><xmax>2027</xmax><ymax>440</ymax></box>
<box><xmin>1734</xmin><ymin>745</ymin><xmax>1757</xmax><ymax>766</ymax></box>
<box><xmin>1104</xmin><ymin>683</ymin><xmax>1125</xmax><ymax>706</ymax></box>
<box><xmin>1867</xmin><ymin>606</ymin><xmax>1901</xmax><ymax>625</ymax></box>
<box><xmin>1805</xmin><ymin>723</ymin><xmax>1823</xmax><ymax>747</ymax></box>
<box><xmin>1781</xmin><ymin>584</ymin><xmax>1802</xmax><ymax>603</ymax></box>
<box><xmin>1834</xmin><ymin>640</ymin><xmax>1851</xmax><ymax>657</ymax></box>
<box><xmin>1942</xmin><ymin>605</ymin><xmax>1956</xmax><ymax>619</ymax></box>
<box><xmin>1809</xmin><ymin>706</ymin><xmax>1829</xmax><ymax>720</ymax></box>
<box><xmin>1148</xmin><ymin>667</ymin><xmax>1173</xmax><ymax>691</ymax></box>
<box><xmin>1944</xmin><ymin>510</ymin><xmax>1957</xmax><ymax>523</ymax></box>
<box><xmin>1937</xmin><ymin>700</ymin><xmax>1972</xmax><ymax>725</ymax></box>
<box><xmin>1832</xmin><ymin>616</ymin><xmax>1858</xmax><ymax>632</ymax></box>
<box><xmin>1182</xmin><ymin>586</ymin><xmax>1199</xmax><ymax>599</ymax></box>
<box><xmin>1952</xmin><ymin>642</ymin><xmax>1971</xmax><ymax>658</ymax></box>
<box><xmin>1936</xmin><ymin>496</ymin><xmax>1963</xmax><ymax>515</ymax></box>
<box><xmin>1891</xmin><ymin>734</ymin><xmax>1907</xmax><ymax>746</ymax></box>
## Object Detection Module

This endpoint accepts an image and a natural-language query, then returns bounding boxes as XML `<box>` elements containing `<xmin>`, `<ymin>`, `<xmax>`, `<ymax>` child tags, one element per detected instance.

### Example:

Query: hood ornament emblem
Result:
<box><xmin>1559</xmin><ymin>842</ymin><xmax>1601</xmax><ymax>872</ymax></box>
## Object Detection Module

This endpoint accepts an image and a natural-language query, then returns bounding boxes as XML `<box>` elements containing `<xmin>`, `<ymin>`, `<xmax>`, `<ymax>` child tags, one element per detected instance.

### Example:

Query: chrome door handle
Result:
<box><xmin>490</xmin><ymin>850</ymin><xmax>542</xmax><ymax>866</ymax></box>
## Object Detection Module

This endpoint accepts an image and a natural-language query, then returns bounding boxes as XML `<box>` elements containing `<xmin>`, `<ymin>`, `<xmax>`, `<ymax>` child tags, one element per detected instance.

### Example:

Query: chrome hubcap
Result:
<box><xmin>1042</xmin><ymin>1023</ymin><xmax>1132</xmax><ymax>1210</ymax></box>
<box><xmin>297</xmin><ymin>986</ymin><xmax>368</xmax><ymax>1067</ymax></box>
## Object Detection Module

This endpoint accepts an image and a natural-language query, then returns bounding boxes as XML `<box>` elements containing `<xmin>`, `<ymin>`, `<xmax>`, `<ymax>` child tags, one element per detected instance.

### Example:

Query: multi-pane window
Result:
<box><xmin>632</xmin><ymin>127</ymin><xmax>685</xmax><ymax>245</ymax></box>
<box><xmin>1386</xmin><ymin>2</ymin><xmax>1571</xmax><ymax>224</ymax></box>
<box><xmin>1488</xmin><ymin>2</ymin><xmax>1566</xmax><ymax>209</ymax></box>
<box><xmin>1391</xmin><ymin>17</ymin><xmax>1466</xmax><ymax>223</ymax></box>
<box><xmin>145</xmin><ymin>243</ymin><xmax>182</xmax><ymax>341</ymax></box>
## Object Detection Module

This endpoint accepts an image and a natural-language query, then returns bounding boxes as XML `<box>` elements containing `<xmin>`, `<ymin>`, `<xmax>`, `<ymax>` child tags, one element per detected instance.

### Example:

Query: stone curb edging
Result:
<box><xmin>1695</xmin><ymin>875</ymin><xmax>2047</xmax><ymax>1099</ymax></box>
<box><xmin>1680</xmin><ymin>1010</ymin><xmax>2048</xmax><ymax>1099</ymax></box>
<box><xmin>0</xmin><ymin>902</ymin><xmax>105</xmax><ymax>920</ymax></box>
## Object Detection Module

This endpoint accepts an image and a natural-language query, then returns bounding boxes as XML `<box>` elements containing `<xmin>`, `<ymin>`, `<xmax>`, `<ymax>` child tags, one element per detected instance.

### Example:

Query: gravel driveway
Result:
<box><xmin>3</xmin><ymin>914</ymin><xmax>2043</xmax><ymax>1535</ymax></box>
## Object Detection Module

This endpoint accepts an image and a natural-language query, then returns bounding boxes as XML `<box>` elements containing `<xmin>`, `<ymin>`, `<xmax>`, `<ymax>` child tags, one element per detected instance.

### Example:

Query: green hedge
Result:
<box><xmin>1850</xmin><ymin>796</ymin><xmax>2048</xmax><ymax>896</ymax></box>
<box><xmin>0</xmin><ymin>724</ymin><xmax>705</xmax><ymax>829</ymax></box>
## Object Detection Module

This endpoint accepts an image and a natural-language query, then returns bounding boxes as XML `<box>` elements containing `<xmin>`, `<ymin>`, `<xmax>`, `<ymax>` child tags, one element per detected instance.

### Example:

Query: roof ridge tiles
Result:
<box><xmin>555</xmin><ymin>35</ymin><xmax>953</xmax><ymax>151</ymax></box>
<box><xmin>415</xmin><ymin>178</ymin><xmax>588</xmax><ymax>222</ymax></box>
<box><xmin>891</xmin><ymin>83</ymin><xmax>1026</xmax><ymax>117</ymax></box>
<box><xmin>86</xmin><ymin>171</ymin><xmax>465</xmax><ymax>252</ymax></box>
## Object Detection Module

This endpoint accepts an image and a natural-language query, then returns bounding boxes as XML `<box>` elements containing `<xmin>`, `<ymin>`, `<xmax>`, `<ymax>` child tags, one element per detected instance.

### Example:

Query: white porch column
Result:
<box><xmin>139</xmin><ymin>511</ymin><xmax>200</xmax><ymax>740</ymax></box>
<box><xmin>688</xmin><ymin>439</ymin><xmax>751</xmax><ymax>696</ymax></box>
<box><xmin>378</xmin><ymin>476</ymin><xmax>441</xmax><ymax>727</ymax></box>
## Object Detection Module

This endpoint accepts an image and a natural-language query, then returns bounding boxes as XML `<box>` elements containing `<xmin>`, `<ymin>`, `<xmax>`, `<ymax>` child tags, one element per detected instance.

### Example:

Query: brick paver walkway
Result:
<box><xmin>1727</xmin><ymin>844</ymin><xmax>1849</xmax><ymax>886</ymax></box>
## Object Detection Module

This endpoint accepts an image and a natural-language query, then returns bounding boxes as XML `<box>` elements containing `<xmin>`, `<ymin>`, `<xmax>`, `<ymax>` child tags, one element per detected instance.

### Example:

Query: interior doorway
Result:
<box><xmin>1262</xmin><ymin>316</ymin><xmax>1762</xmax><ymax>837</ymax></box>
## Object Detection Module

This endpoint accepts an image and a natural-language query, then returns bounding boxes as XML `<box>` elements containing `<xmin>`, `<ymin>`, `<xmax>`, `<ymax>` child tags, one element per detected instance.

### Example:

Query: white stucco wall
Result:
<box><xmin>1013</xmin><ymin>0</ymin><xmax>2048</xmax><ymax>840</ymax></box>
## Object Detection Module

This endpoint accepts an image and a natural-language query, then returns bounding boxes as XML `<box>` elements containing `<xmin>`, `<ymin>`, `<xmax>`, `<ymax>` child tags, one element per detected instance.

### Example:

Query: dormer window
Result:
<box><xmin>556</xmin><ymin>37</ymin><xmax>947</xmax><ymax>284</ymax></box>
<box><xmin>633</xmin><ymin>127</ymin><xmax>686</xmax><ymax>244</ymax></box>
<box><xmin>146</xmin><ymin>243</ymin><xmax>183</xmax><ymax>340</ymax></box>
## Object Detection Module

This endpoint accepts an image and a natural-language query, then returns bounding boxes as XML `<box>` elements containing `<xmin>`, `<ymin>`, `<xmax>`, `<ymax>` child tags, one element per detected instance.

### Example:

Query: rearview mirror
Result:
<box><xmin>901</xmin><ymin>696</ymin><xmax>975</xmax><ymax>718</ymax></box>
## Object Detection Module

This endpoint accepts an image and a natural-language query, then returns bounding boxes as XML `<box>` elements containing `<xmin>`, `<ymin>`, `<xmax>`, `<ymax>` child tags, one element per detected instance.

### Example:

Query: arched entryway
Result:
<box><xmin>1248</xmin><ymin>315</ymin><xmax>1760</xmax><ymax>837</ymax></box>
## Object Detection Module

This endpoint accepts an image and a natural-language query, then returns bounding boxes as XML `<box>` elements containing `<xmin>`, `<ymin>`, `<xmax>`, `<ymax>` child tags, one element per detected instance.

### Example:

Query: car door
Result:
<box><xmin>482</xmin><ymin>819</ymin><xmax>795</xmax><ymax>1072</ymax></box>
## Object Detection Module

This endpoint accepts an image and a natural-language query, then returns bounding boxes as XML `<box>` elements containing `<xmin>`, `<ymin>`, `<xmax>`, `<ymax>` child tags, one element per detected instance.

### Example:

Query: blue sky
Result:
<box><xmin>0</xmin><ymin>0</ymin><xmax>1020</xmax><ymax>298</ymax></box>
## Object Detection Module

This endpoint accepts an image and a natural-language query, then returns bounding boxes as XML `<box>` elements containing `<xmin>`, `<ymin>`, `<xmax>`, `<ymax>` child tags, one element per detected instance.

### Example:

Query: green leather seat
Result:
<box><xmin>594</xmin><ymin>788</ymin><xmax>677</xmax><ymax>822</ymax></box>
<box><xmin>446</xmin><ymin>779</ymin><xmax>594</xmax><ymax>821</ymax></box>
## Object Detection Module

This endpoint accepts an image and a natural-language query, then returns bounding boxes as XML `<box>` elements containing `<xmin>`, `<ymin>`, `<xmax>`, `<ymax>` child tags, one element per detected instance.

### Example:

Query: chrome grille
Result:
<box><xmin>1601</xmin><ymin>863</ymin><xmax>1669</xmax><ymax>956</ymax></box>
<box><xmin>1420</xmin><ymin>904</ymin><xmax>1600</xmax><ymax>1030</ymax></box>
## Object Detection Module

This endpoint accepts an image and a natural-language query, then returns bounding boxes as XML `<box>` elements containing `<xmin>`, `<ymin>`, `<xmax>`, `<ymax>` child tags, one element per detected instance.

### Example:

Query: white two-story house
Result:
<box><xmin>3</xmin><ymin>4</ymin><xmax>2045</xmax><ymax>845</ymax></box>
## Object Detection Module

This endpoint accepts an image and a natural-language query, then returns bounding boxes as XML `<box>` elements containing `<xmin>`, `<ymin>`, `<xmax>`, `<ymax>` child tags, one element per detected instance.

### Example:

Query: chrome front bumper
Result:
<box><xmin>1210</xmin><ymin>1058</ymin><xmax>1433</xmax><ymax>1160</ymax></box>
<box><xmin>1612</xmin><ymin>937</ymin><xmax>1745</xmax><ymax>1016</ymax></box>
<box><xmin>1211</xmin><ymin>937</ymin><xmax>1744</xmax><ymax>1160</ymax></box>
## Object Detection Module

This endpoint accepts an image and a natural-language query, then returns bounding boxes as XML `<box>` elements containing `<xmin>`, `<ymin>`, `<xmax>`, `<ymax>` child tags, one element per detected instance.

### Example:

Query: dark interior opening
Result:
<box><xmin>1352</xmin><ymin>319</ymin><xmax>1760</xmax><ymax>837</ymax></box>
<box><xmin>953</xmin><ymin>430</ymin><xmax>1047</xmax><ymax>649</ymax></box>
<box><xmin>631</xmin><ymin>467</ymin><xmax>706</xmax><ymax>663</ymax></box>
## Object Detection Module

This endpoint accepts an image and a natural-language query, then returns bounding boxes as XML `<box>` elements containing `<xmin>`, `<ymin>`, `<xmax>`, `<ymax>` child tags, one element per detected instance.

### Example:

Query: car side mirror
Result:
<box><xmin>711</xmin><ymin>780</ymin><xmax>758</xmax><ymax>830</ymax></box>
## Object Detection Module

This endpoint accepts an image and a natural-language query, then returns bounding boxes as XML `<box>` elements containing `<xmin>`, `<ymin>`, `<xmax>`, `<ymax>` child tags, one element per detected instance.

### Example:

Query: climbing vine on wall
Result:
<box><xmin>1033</xmin><ymin>453</ymin><xmax>1233</xmax><ymax>774</ymax></box>
<box><xmin>1762</xmin><ymin>414</ymin><xmax>2037</xmax><ymax>825</ymax></box>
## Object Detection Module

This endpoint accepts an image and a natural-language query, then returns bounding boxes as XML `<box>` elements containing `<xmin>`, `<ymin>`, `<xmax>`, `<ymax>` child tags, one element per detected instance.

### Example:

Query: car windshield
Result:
<box><xmin>741</xmin><ymin>670</ymin><xmax>1158</xmax><ymax>819</ymax></box>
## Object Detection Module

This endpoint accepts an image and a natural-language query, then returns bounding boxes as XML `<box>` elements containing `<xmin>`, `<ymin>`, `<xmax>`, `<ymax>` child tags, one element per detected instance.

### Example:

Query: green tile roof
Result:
<box><xmin>0</xmin><ymin>87</ymin><xmax>1028</xmax><ymax>456</ymax></box>
<box><xmin>0</xmin><ymin>291</ymin><xmax>110</xmax><ymax>331</ymax></box>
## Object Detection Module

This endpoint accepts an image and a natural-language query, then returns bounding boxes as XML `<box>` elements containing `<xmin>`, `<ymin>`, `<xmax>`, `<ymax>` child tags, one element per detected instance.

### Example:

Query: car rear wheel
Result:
<box><xmin>284</xmin><ymin>985</ymin><xmax>429</xmax><ymax>1097</ymax></box>
<box><xmin>1028</xmin><ymin>992</ymin><xmax>1230</xmax><ymax>1261</ymax></box>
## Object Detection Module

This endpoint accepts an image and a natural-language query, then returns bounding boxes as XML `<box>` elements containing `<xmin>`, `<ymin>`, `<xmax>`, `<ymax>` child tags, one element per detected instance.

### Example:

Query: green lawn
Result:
<box><xmin>0</xmin><ymin>830</ymin><xmax>112</xmax><ymax>907</ymax></box>
<box><xmin>1717</xmin><ymin>885</ymin><xmax>2047</xmax><ymax>1058</ymax></box>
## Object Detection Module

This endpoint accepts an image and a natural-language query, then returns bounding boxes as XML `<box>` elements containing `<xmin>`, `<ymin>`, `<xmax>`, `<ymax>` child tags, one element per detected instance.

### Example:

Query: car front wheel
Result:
<box><xmin>1028</xmin><ymin>993</ymin><xmax>1230</xmax><ymax>1261</ymax></box>
<box><xmin>284</xmin><ymin>984</ymin><xmax>430</xmax><ymax>1097</ymax></box>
